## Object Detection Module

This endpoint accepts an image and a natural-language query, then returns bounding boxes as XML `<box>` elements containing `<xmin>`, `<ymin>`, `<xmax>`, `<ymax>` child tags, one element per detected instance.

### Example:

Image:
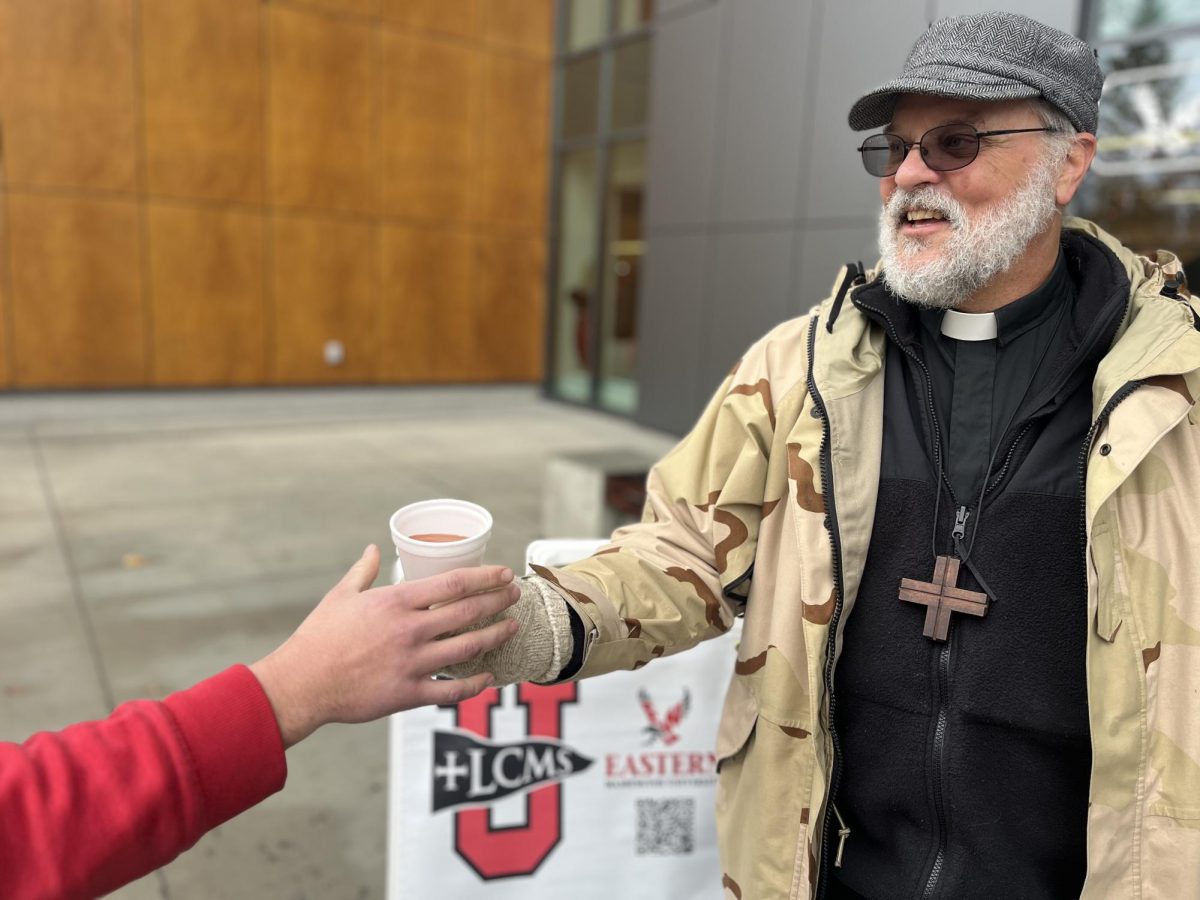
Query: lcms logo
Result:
<box><xmin>431</xmin><ymin>732</ymin><xmax>591</xmax><ymax>811</ymax></box>
<box><xmin>434</xmin><ymin>683</ymin><xmax>592</xmax><ymax>881</ymax></box>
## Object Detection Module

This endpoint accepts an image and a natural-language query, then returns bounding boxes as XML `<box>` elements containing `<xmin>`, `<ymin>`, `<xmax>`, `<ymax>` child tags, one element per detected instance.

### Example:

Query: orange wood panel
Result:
<box><xmin>378</xmin><ymin>225</ymin><xmax>476</xmax><ymax>382</ymax></box>
<box><xmin>147</xmin><ymin>204</ymin><xmax>266</xmax><ymax>385</ymax></box>
<box><xmin>477</xmin><ymin>49</ymin><xmax>552</xmax><ymax>234</ymax></box>
<box><xmin>380</xmin><ymin>32</ymin><xmax>478</xmax><ymax>221</ymax></box>
<box><xmin>0</xmin><ymin>0</ymin><xmax>137</xmax><ymax>191</ymax></box>
<box><xmin>291</xmin><ymin>0</ymin><xmax>381</xmax><ymax>17</ymax></box>
<box><xmin>474</xmin><ymin>52</ymin><xmax>551</xmax><ymax>232</ymax></box>
<box><xmin>381</xmin><ymin>0</ymin><xmax>480</xmax><ymax>40</ymax></box>
<box><xmin>0</xmin><ymin>198</ymin><xmax>11</xmax><ymax>385</ymax></box>
<box><xmin>7</xmin><ymin>194</ymin><xmax>144</xmax><ymax>387</ymax></box>
<box><xmin>141</xmin><ymin>0</ymin><xmax>263</xmax><ymax>204</ymax></box>
<box><xmin>271</xmin><ymin>214</ymin><xmax>377</xmax><ymax>383</ymax></box>
<box><xmin>484</xmin><ymin>0</ymin><xmax>554</xmax><ymax>59</ymax></box>
<box><xmin>0</xmin><ymin>263</ymin><xmax>10</xmax><ymax>387</ymax></box>
<box><xmin>268</xmin><ymin>5</ymin><xmax>375</xmax><ymax>213</ymax></box>
<box><xmin>472</xmin><ymin>233</ymin><xmax>545</xmax><ymax>381</ymax></box>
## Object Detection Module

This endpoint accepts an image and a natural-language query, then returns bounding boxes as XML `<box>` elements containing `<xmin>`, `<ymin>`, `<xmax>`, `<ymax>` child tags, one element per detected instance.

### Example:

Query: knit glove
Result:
<box><xmin>439</xmin><ymin>576</ymin><xmax>573</xmax><ymax>686</ymax></box>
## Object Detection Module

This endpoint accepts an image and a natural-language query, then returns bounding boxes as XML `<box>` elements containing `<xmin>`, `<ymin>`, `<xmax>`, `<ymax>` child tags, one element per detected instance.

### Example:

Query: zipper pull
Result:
<box><xmin>833</xmin><ymin>804</ymin><xmax>851</xmax><ymax>868</ymax></box>
<box><xmin>952</xmin><ymin>506</ymin><xmax>971</xmax><ymax>541</ymax></box>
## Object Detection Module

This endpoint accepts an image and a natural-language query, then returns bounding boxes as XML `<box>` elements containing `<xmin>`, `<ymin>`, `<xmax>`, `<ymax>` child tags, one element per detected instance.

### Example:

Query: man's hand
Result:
<box><xmin>249</xmin><ymin>545</ymin><xmax>520</xmax><ymax>748</ymax></box>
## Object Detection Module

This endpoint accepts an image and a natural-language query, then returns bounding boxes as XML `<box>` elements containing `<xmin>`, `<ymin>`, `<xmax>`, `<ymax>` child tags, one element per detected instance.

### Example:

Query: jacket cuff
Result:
<box><xmin>163</xmin><ymin>665</ymin><xmax>288</xmax><ymax>831</ymax></box>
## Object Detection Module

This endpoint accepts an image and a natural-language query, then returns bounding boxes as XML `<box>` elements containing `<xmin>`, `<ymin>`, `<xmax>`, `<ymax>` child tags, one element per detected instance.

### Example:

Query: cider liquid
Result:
<box><xmin>409</xmin><ymin>533</ymin><xmax>468</xmax><ymax>542</ymax></box>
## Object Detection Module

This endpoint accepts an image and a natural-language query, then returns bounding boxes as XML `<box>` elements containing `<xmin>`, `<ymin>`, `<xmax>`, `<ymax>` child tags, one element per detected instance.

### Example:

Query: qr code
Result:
<box><xmin>635</xmin><ymin>798</ymin><xmax>695</xmax><ymax>855</ymax></box>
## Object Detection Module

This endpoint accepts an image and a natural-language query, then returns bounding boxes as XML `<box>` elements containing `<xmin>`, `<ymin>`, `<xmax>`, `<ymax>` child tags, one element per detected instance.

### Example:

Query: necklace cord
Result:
<box><xmin>960</xmin><ymin>294</ymin><xmax>1072</xmax><ymax>562</ymax></box>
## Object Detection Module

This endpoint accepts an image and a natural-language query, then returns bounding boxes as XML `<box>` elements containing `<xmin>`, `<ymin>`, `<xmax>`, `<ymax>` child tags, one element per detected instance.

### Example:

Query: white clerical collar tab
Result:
<box><xmin>941</xmin><ymin>309</ymin><xmax>998</xmax><ymax>341</ymax></box>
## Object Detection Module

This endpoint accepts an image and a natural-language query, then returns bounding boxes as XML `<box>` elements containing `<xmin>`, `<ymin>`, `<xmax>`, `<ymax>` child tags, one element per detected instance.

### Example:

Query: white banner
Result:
<box><xmin>387</xmin><ymin>622</ymin><xmax>740</xmax><ymax>899</ymax></box>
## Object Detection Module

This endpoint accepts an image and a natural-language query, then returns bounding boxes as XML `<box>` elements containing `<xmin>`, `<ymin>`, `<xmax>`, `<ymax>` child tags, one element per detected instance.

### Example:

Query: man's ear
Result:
<box><xmin>1056</xmin><ymin>133</ymin><xmax>1098</xmax><ymax>207</ymax></box>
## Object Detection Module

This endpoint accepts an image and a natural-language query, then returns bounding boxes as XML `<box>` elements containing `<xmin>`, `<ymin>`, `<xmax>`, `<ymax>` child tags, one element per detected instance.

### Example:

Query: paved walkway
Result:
<box><xmin>0</xmin><ymin>386</ymin><xmax>675</xmax><ymax>899</ymax></box>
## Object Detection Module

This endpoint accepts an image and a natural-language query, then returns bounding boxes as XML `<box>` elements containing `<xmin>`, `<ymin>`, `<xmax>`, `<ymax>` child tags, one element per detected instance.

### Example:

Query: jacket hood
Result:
<box><xmin>1063</xmin><ymin>217</ymin><xmax>1200</xmax><ymax>418</ymax></box>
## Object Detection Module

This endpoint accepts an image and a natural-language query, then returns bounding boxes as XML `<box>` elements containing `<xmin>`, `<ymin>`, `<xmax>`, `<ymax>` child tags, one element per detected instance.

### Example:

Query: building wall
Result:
<box><xmin>636</xmin><ymin>0</ymin><xmax>1081</xmax><ymax>434</ymax></box>
<box><xmin>0</xmin><ymin>0</ymin><xmax>552</xmax><ymax>388</ymax></box>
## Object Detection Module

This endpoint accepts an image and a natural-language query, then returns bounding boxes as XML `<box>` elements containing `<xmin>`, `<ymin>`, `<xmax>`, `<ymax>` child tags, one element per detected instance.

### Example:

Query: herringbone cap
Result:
<box><xmin>848</xmin><ymin>12</ymin><xmax>1104</xmax><ymax>133</ymax></box>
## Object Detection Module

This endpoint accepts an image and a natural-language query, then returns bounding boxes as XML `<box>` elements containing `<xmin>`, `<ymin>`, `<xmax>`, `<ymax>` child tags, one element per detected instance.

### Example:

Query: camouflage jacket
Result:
<box><xmin>537</xmin><ymin>218</ymin><xmax>1200</xmax><ymax>899</ymax></box>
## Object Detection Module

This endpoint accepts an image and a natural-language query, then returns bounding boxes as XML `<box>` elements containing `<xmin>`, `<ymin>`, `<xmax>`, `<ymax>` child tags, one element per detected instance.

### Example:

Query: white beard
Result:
<box><xmin>877</xmin><ymin>155</ymin><xmax>1062</xmax><ymax>310</ymax></box>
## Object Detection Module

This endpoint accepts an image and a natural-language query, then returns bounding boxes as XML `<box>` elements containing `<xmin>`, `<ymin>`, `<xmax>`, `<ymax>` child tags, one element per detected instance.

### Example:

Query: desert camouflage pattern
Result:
<box><xmin>535</xmin><ymin>218</ymin><xmax>1200</xmax><ymax>899</ymax></box>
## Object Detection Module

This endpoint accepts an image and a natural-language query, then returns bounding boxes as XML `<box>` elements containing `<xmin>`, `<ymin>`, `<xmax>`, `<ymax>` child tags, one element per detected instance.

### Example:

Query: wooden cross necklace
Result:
<box><xmin>900</xmin><ymin>550</ymin><xmax>988</xmax><ymax>641</ymax></box>
<box><xmin>896</xmin><ymin>293</ymin><xmax>1070</xmax><ymax>642</ymax></box>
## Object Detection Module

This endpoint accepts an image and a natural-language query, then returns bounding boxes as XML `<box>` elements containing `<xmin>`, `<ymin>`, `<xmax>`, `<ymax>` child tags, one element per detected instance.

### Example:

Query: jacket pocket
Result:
<box><xmin>1090</xmin><ymin>519</ymin><xmax>1123</xmax><ymax>642</ymax></box>
<box><xmin>1141</xmin><ymin>809</ymin><xmax>1200</xmax><ymax>899</ymax></box>
<box><xmin>714</xmin><ymin>673</ymin><xmax>815</xmax><ymax>898</ymax></box>
<box><xmin>715</xmin><ymin>672</ymin><xmax>759</xmax><ymax>771</ymax></box>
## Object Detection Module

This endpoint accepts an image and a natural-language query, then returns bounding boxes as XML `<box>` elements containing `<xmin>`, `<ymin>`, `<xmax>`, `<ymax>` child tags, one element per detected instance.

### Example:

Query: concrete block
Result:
<box><xmin>542</xmin><ymin>449</ymin><xmax>658</xmax><ymax>538</ymax></box>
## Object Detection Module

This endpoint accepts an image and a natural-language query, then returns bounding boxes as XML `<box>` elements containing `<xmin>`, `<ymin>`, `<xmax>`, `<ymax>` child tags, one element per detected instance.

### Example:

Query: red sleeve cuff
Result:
<box><xmin>163</xmin><ymin>665</ymin><xmax>287</xmax><ymax>831</ymax></box>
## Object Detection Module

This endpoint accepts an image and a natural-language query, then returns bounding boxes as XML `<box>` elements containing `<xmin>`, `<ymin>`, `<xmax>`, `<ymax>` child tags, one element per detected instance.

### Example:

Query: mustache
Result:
<box><xmin>884</xmin><ymin>188</ymin><xmax>966</xmax><ymax>228</ymax></box>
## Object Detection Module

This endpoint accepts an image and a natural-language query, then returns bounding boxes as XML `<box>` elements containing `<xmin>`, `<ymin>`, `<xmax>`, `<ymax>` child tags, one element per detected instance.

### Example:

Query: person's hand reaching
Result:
<box><xmin>250</xmin><ymin>545</ymin><xmax>520</xmax><ymax>747</ymax></box>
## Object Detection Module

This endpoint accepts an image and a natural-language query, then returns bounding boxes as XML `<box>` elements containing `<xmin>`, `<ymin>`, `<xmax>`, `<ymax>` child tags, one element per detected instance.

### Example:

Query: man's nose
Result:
<box><xmin>892</xmin><ymin>142</ymin><xmax>943</xmax><ymax>190</ymax></box>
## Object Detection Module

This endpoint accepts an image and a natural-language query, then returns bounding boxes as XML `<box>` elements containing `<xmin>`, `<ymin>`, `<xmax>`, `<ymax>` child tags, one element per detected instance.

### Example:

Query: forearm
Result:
<box><xmin>0</xmin><ymin>666</ymin><xmax>285</xmax><ymax>899</ymax></box>
<box><xmin>249</xmin><ymin>652</ymin><xmax>322</xmax><ymax>748</ymax></box>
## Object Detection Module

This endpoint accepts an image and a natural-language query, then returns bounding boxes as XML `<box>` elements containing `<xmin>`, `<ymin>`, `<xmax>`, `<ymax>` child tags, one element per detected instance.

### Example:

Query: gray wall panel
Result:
<box><xmin>630</xmin><ymin>0</ymin><xmax>1079</xmax><ymax>433</ymax></box>
<box><xmin>800</xmin><ymin>0</ymin><xmax>929</xmax><ymax>223</ymax></box>
<box><xmin>644</xmin><ymin>3</ymin><xmax>725</xmax><ymax>228</ymax></box>
<box><xmin>701</xmin><ymin>229</ymin><xmax>795</xmax><ymax>393</ymax></box>
<box><xmin>933</xmin><ymin>0</ymin><xmax>1080</xmax><ymax>33</ymax></box>
<box><xmin>634</xmin><ymin>233</ymin><xmax>712</xmax><ymax>435</ymax></box>
<box><xmin>716</xmin><ymin>0</ymin><xmax>812</xmax><ymax>224</ymax></box>
<box><xmin>791</xmin><ymin>221</ymin><xmax>881</xmax><ymax>318</ymax></box>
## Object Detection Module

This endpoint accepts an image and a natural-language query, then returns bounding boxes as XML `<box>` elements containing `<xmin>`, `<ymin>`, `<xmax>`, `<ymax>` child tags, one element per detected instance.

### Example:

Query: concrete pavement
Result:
<box><xmin>0</xmin><ymin>386</ymin><xmax>675</xmax><ymax>899</ymax></box>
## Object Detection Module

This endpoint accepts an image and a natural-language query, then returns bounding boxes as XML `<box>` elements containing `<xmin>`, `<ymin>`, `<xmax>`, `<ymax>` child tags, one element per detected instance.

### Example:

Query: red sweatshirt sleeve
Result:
<box><xmin>0</xmin><ymin>665</ymin><xmax>287</xmax><ymax>900</ymax></box>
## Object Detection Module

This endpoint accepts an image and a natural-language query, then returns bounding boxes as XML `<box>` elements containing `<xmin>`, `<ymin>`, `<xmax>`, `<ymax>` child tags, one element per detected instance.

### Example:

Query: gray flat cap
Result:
<box><xmin>848</xmin><ymin>12</ymin><xmax>1104</xmax><ymax>134</ymax></box>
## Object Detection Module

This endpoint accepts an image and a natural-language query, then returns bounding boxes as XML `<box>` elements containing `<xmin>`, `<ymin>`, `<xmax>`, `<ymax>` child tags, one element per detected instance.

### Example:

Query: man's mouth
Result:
<box><xmin>902</xmin><ymin>211</ymin><xmax>950</xmax><ymax>224</ymax></box>
<box><xmin>899</xmin><ymin>208</ymin><xmax>951</xmax><ymax>232</ymax></box>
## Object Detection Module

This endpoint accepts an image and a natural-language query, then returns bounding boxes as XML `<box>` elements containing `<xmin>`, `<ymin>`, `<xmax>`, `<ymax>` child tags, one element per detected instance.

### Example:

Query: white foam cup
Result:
<box><xmin>389</xmin><ymin>499</ymin><xmax>493</xmax><ymax>582</ymax></box>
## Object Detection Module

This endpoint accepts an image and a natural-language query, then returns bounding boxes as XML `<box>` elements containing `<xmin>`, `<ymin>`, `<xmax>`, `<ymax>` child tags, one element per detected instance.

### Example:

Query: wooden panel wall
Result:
<box><xmin>0</xmin><ymin>0</ymin><xmax>551</xmax><ymax>388</ymax></box>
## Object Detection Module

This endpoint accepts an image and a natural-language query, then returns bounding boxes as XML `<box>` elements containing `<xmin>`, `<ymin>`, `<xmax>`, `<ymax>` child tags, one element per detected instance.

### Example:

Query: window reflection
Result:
<box><xmin>1077</xmin><ymin>27</ymin><xmax>1200</xmax><ymax>284</ymax></box>
<box><xmin>566</xmin><ymin>0</ymin><xmax>609</xmax><ymax>51</ymax></box>
<box><xmin>1095</xmin><ymin>0</ymin><xmax>1200</xmax><ymax>42</ymax></box>
<box><xmin>562</xmin><ymin>53</ymin><xmax>601</xmax><ymax>139</ymax></box>
<box><xmin>553</xmin><ymin>151</ymin><xmax>600</xmax><ymax>403</ymax></box>
<box><xmin>599</xmin><ymin>143</ymin><xmax>645</xmax><ymax>415</ymax></box>
<box><xmin>611</xmin><ymin>38</ymin><xmax>651</xmax><ymax>131</ymax></box>
<box><xmin>617</xmin><ymin>0</ymin><xmax>654</xmax><ymax>33</ymax></box>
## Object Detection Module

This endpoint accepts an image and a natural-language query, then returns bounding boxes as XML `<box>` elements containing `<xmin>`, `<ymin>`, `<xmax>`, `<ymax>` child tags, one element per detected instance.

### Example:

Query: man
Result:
<box><xmin>453</xmin><ymin>12</ymin><xmax>1200</xmax><ymax>899</ymax></box>
<box><xmin>1</xmin><ymin>545</ymin><xmax>519</xmax><ymax>898</ymax></box>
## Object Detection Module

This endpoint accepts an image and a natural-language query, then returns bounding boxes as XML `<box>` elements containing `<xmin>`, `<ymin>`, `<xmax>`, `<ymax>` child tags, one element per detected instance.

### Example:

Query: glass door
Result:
<box><xmin>546</xmin><ymin>1</ymin><xmax>653</xmax><ymax>416</ymax></box>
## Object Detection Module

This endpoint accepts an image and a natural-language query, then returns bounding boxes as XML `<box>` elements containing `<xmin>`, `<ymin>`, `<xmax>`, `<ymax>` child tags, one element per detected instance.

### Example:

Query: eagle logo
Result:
<box><xmin>637</xmin><ymin>688</ymin><xmax>691</xmax><ymax>746</ymax></box>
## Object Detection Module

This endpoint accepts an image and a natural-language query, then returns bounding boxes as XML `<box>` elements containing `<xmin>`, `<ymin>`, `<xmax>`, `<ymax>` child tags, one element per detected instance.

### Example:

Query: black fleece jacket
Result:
<box><xmin>823</xmin><ymin>232</ymin><xmax>1130</xmax><ymax>900</ymax></box>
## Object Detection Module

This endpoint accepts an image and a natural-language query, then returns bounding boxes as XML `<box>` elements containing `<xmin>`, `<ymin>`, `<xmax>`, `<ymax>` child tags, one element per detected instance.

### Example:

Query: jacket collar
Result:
<box><xmin>820</xmin><ymin>218</ymin><xmax>1200</xmax><ymax>419</ymax></box>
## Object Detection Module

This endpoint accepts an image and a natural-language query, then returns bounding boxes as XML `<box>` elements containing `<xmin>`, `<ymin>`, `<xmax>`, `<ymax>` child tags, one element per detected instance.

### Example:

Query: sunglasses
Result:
<box><xmin>857</xmin><ymin>123</ymin><xmax>1056</xmax><ymax>177</ymax></box>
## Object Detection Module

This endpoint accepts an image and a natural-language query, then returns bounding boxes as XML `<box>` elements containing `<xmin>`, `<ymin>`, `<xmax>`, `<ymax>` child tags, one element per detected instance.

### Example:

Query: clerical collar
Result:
<box><xmin>930</xmin><ymin>250</ymin><xmax>1073</xmax><ymax>346</ymax></box>
<box><xmin>941</xmin><ymin>310</ymin><xmax>997</xmax><ymax>341</ymax></box>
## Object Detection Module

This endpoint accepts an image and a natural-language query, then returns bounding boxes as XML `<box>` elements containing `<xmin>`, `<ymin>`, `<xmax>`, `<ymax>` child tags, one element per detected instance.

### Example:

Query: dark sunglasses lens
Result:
<box><xmin>926</xmin><ymin>126</ymin><xmax>980</xmax><ymax>171</ymax></box>
<box><xmin>860</xmin><ymin>134</ymin><xmax>904</xmax><ymax>177</ymax></box>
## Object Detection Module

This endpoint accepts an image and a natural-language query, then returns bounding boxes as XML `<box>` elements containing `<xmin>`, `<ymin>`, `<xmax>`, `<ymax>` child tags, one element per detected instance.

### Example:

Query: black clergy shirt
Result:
<box><xmin>917</xmin><ymin>251</ymin><xmax>1076</xmax><ymax>505</ymax></box>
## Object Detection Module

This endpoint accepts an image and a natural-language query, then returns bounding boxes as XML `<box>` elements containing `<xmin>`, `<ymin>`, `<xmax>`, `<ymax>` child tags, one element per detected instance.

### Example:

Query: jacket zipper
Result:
<box><xmin>808</xmin><ymin>315</ymin><xmax>849</xmax><ymax>900</ymax></box>
<box><xmin>922</xmin><ymin>635</ymin><xmax>952</xmax><ymax>898</ymax></box>
<box><xmin>983</xmin><ymin>420</ymin><xmax>1033</xmax><ymax>494</ymax></box>
<box><xmin>827</xmin><ymin>299</ymin><xmax>962</xmax><ymax>898</ymax></box>
<box><xmin>848</xmin><ymin>298</ymin><xmax>1008</xmax><ymax>899</ymax></box>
